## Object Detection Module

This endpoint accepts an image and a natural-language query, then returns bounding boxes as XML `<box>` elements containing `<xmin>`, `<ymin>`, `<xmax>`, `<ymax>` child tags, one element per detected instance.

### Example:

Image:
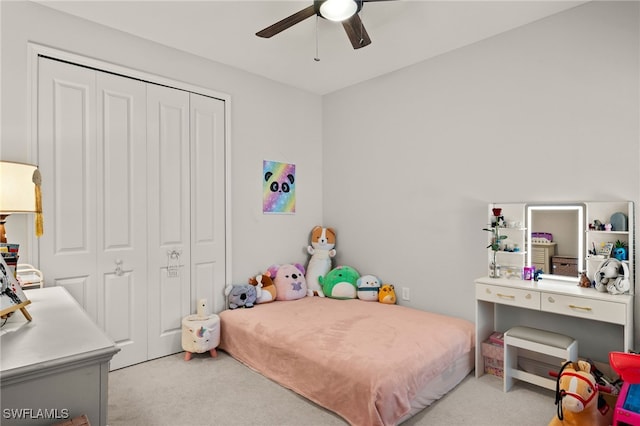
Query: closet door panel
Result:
<box><xmin>190</xmin><ymin>93</ymin><xmax>226</xmax><ymax>314</ymax></box>
<box><xmin>147</xmin><ymin>84</ymin><xmax>191</xmax><ymax>359</ymax></box>
<box><xmin>38</xmin><ymin>58</ymin><xmax>98</xmax><ymax>318</ymax></box>
<box><xmin>96</xmin><ymin>72</ymin><xmax>148</xmax><ymax>370</ymax></box>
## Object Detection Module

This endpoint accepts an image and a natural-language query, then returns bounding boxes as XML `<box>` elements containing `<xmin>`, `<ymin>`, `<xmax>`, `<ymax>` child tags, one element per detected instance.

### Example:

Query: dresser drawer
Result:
<box><xmin>476</xmin><ymin>284</ymin><xmax>540</xmax><ymax>309</ymax></box>
<box><xmin>541</xmin><ymin>293</ymin><xmax>626</xmax><ymax>324</ymax></box>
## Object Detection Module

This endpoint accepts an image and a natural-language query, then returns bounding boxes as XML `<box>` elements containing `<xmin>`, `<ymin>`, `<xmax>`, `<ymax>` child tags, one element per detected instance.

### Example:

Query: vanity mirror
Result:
<box><xmin>487</xmin><ymin>201</ymin><xmax>634</xmax><ymax>294</ymax></box>
<box><xmin>526</xmin><ymin>204</ymin><xmax>584</xmax><ymax>282</ymax></box>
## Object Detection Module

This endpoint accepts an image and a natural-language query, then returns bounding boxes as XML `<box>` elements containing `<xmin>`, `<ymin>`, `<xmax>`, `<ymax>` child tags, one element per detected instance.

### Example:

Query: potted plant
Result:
<box><xmin>483</xmin><ymin>225</ymin><xmax>507</xmax><ymax>277</ymax></box>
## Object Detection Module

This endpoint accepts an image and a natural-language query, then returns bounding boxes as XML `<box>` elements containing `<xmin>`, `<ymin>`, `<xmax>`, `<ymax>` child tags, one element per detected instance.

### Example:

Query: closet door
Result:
<box><xmin>190</xmin><ymin>93</ymin><xmax>226</xmax><ymax>314</ymax></box>
<box><xmin>37</xmin><ymin>54</ymin><xmax>227</xmax><ymax>368</ymax></box>
<box><xmin>146</xmin><ymin>84</ymin><xmax>191</xmax><ymax>359</ymax></box>
<box><xmin>38</xmin><ymin>58</ymin><xmax>98</xmax><ymax>317</ymax></box>
<box><xmin>38</xmin><ymin>58</ymin><xmax>149</xmax><ymax>369</ymax></box>
<box><xmin>96</xmin><ymin>72</ymin><xmax>148</xmax><ymax>370</ymax></box>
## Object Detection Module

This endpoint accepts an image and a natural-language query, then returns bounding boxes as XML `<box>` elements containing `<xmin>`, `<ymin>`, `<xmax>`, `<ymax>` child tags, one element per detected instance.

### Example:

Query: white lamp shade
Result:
<box><xmin>320</xmin><ymin>0</ymin><xmax>358</xmax><ymax>22</ymax></box>
<box><xmin>0</xmin><ymin>161</ymin><xmax>37</xmax><ymax>213</ymax></box>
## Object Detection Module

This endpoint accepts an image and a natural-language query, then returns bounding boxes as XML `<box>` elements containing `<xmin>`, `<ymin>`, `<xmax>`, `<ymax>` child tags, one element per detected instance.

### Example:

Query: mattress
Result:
<box><xmin>219</xmin><ymin>297</ymin><xmax>475</xmax><ymax>426</ymax></box>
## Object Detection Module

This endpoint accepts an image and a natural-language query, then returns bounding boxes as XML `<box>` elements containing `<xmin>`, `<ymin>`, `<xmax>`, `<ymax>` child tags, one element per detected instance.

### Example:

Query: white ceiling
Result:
<box><xmin>35</xmin><ymin>0</ymin><xmax>587</xmax><ymax>95</ymax></box>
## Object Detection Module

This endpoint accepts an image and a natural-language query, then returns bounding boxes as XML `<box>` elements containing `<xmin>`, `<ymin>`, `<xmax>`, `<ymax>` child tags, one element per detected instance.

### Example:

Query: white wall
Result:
<box><xmin>0</xmin><ymin>1</ymin><xmax>323</xmax><ymax>280</ymax></box>
<box><xmin>323</xmin><ymin>1</ymin><xmax>639</xmax><ymax>359</ymax></box>
<box><xmin>2</xmin><ymin>1</ymin><xmax>638</xmax><ymax>360</ymax></box>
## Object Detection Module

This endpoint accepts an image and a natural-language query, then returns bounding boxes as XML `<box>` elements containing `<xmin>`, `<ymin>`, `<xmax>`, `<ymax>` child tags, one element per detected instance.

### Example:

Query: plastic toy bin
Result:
<box><xmin>610</xmin><ymin>352</ymin><xmax>640</xmax><ymax>426</ymax></box>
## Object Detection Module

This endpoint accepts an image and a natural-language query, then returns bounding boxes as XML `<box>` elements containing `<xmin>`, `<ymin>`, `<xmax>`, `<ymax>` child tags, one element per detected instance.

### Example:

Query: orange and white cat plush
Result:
<box><xmin>248</xmin><ymin>273</ymin><xmax>277</xmax><ymax>304</ymax></box>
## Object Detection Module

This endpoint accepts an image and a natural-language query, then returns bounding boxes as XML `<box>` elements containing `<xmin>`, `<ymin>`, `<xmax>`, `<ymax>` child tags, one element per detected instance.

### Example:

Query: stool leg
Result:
<box><xmin>184</xmin><ymin>351</ymin><xmax>192</xmax><ymax>361</ymax></box>
<box><xmin>209</xmin><ymin>348</ymin><xmax>218</xmax><ymax>358</ymax></box>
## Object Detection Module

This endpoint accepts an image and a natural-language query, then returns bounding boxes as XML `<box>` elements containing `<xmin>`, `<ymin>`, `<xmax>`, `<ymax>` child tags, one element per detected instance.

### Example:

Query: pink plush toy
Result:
<box><xmin>267</xmin><ymin>263</ymin><xmax>308</xmax><ymax>301</ymax></box>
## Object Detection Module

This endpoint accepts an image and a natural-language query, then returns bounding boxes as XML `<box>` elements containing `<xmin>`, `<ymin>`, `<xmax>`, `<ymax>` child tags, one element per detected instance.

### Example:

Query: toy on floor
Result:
<box><xmin>225</xmin><ymin>283</ymin><xmax>257</xmax><ymax>309</ymax></box>
<box><xmin>548</xmin><ymin>360</ymin><xmax>611</xmax><ymax>426</ymax></box>
<box><xmin>304</xmin><ymin>226</ymin><xmax>337</xmax><ymax>297</ymax></box>
<box><xmin>182</xmin><ymin>299</ymin><xmax>220</xmax><ymax>361</ymax></box>
<box><xmin>248</xmin><ymin>273</ymin><xmax>277</xmax><ymax>303</ymax></box>
<box><xmin>268</xmin><ymin>263</ymin><xmax>308</xmax><ymax>301</ymax></box>
<box><xmin>319</xmin><ymin>265</ymin><xmax>359</xmax><ymax>299</ymax></box>
<box><xmin>356</xmin><ymin>274</ymin><xmax>381</xmax><ymax>301</ymax></box>
<box><xmin>378</xmin><ymin>284</ymin><xmax>397</xmax><ymax>304</ymax></box>
<box><xmin>610</xmin><ymin>351</ymin><xmax>640</xmax><ymax>425</ymax></box>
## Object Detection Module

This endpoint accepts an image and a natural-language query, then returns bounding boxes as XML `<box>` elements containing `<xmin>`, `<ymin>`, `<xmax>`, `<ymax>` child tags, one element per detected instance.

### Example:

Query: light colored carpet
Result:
<box><xmin>108</xmin><ymin>351</ymin><xmax>557</xmax><ymax>426</ymax></box>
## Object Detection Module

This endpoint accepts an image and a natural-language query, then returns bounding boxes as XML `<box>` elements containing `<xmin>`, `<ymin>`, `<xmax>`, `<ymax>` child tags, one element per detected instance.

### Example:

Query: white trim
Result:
<box><xmin>27</xmin><ymin>42</ymin><xmax>232</xmax><ymax>289</ymax></box>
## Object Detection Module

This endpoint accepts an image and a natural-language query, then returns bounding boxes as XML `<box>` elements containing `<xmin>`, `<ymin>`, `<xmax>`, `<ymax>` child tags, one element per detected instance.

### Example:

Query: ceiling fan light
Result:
<box><xmin>320</xmin><ymin>0</ymin><xmax>358</xmax><ymax>22</ymax></box>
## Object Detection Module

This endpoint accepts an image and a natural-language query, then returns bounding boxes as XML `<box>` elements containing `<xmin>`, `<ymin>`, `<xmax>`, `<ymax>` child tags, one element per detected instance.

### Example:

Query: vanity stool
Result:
<box><xmin>503</xmin><ymin>326</ymin><xmax>578</xmax><ymax>392</ymax></box>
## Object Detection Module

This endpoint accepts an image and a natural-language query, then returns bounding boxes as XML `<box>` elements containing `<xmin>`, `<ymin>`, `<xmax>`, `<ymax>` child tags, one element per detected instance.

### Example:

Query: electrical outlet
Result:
<box><xmin>402</xmin><ymin>287</ymin><xmax>410</xmax><ymax>301</ymax></box>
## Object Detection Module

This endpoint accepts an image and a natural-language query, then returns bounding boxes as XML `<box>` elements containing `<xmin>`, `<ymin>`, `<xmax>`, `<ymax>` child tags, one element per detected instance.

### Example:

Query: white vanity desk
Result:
<box><xmin>475</xmin><ymin>276</ymin><xmax>633</xmax><ymax>377</ymax></box>
<box><xmin>0</xmin><ymin>286</ymin><xmax>119</xmax><ymax>425</ymax></box>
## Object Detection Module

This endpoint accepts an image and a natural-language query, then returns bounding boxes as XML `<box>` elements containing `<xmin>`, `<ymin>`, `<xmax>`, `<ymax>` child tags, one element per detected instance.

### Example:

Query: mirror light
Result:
<box><xmin>526</xmin><ymin>204</ymin><xmax>584</xmax><ymax>282</ymax></box>
<box><xmin>320</xmin><ymin>0</ymin><xmax>358</xmax><ymax>22</ymax></box>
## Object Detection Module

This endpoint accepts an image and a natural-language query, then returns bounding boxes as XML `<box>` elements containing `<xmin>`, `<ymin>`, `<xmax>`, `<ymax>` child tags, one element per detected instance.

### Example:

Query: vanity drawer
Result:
<box><xmin>541</xmin><ymin>293</ymin><xmax>626</xmax><ymax>324</ymax></box>
<box><xmin>476</xmin><ymin>284</ymin><xmax>540</xmax><ymax>309</ymax></box>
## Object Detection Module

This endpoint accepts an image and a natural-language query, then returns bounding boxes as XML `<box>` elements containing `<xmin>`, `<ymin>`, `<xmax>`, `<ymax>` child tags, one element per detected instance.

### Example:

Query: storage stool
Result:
<box><xmin>503</xmin><ymin>326</ymin><xmax>578</xmax><ymax>392</ymax></box>
<box><xmin>181</xmin><ymin>313</ymin><xmax>220</xmax><ymax>361</ymax></box>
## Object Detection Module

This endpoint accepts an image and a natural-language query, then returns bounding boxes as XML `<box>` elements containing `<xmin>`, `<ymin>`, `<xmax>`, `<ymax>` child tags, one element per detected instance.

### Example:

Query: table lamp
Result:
<box><xmin>0</xmin><ymin>161</ymin><xmax>43</xmax><ymax>243</ymax></box>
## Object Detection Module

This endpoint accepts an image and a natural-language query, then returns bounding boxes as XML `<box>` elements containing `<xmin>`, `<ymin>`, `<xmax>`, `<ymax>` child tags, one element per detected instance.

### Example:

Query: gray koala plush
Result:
<box><xmin>225</xmin><ymin>284</ymin><xmax>257</xmax><ymax>309</ymax></box>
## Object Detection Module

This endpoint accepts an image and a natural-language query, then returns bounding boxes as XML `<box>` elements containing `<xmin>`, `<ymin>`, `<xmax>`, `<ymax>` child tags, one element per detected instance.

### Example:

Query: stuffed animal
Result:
<box><xmin>594</xmin><ymin>258</ymin><xmax>630</xmax><ymax>295</ymax></box>
<box><xmin>181</xmin><ymin>314</ymin><xmax>220</xmax><ymax>361</ymax></box>
<box><xmin>548</xmin><ymin>360</ymin><xmax>611</xmax><ymax>426</ymax></box>
<box><xmin>319</xmin><ymin>265</ymin><xmax>359</xmax><ymax>299</ymax></box>
<box><xmin>305</xmin><ymin>226</ymin><xmax>337</xmax><ymax>297</ymax></box>
<box><xmin>267</xmin><ymin>263</ymin><xmax>308</xmax><ymax>301</ymax></box>
<box><xmin>248</xmin><ymin>273</ymin><xmax>277</xmax><ymax>304</ymax></box>
<box><xmin>224</xmin><ymin>284</ymin><xmax>257</xmax><ymax>309</ymax></box>
<box><xmin>378</xmin><ymin>284</ymin><xmax>397</xmax><ymax>304</ymax></box>
<box><xmin>356</xmin><ymin>274</ymin><xmax>381</xmax><ymax>301</ymax></box>
<box><xmin>578</xmin><ymin>272</ymin><xmax>591</xmax><ymax>288</ymax></box>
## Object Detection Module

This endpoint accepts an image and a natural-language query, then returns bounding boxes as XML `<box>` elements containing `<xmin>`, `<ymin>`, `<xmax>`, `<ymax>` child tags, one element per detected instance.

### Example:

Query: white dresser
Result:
<box><xmin>475</xmin><ymin>276</ymin><xmax>633</xmax><ymax>377</ymax></box>
<box><xmin>0</xmin><ymin>287</ymin><xmax>119</xmax><ymax>425</ymax></box>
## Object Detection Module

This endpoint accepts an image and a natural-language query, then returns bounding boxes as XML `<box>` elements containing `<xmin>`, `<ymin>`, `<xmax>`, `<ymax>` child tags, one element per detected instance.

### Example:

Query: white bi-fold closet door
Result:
<box><xmin>37</xmin><ymin>57</ymin><xmax>226</xmax><ymax>370</ymax></box>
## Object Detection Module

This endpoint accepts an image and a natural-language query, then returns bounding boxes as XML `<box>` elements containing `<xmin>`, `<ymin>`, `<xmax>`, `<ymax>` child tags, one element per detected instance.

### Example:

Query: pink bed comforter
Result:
<box><xmin>219</xmin><ymin>297</ymin><xmax>474</xmax><ymax>426</ymax></box>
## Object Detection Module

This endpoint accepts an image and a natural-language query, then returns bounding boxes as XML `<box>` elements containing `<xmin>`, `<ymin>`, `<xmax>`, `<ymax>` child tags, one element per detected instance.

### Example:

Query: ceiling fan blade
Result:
<box><xmin>256</xmin><ymin>5</ymin><xmax>317</xmax><ymax>38</ymax></box>
<box><xmin>342</xmin><ymin>14</ymin><xmax>371</xmax><ymax>49</ymax></box>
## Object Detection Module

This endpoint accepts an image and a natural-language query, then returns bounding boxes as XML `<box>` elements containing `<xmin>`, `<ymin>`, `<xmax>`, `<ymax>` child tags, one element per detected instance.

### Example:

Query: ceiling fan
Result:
<box><xmin>256</xmin><ymin>0</ymin><xmax>391</xmax><ymax>50</ymax></box>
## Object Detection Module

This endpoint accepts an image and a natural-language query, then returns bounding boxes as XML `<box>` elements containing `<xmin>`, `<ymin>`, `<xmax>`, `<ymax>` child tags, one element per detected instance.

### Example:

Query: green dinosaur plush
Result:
<box><xmin>319</xmin><ymin>265</ymin><xmax>360</xmax><ymax>299</ymax></box>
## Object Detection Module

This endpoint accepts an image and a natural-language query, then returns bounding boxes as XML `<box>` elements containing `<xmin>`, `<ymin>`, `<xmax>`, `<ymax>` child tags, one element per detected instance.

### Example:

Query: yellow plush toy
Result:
<box><xmin>378</xmin><ymin>284</ymin><xmax>396</xmax><ymax>304</ymax></box>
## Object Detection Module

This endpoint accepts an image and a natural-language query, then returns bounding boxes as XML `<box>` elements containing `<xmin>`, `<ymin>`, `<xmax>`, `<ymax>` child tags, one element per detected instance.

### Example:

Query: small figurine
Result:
<box><xmin>578</xmin><ymin>272</ymin><xmax>591</xmax><ymax>288</ymax></box>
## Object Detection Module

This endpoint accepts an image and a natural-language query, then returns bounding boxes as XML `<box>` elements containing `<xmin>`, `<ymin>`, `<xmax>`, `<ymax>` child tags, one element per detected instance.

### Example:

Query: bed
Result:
<box><xmin>219</xmin><ymin>297</ymin><xmax>475</xmax><ymax>426</ymax></box>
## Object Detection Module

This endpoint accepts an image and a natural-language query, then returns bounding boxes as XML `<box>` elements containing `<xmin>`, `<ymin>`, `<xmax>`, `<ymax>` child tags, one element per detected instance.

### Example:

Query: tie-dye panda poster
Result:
<box><xmin>263</xmin><ymin>160</ymin><xmax>296</xmax><ymax>214</ymax></box>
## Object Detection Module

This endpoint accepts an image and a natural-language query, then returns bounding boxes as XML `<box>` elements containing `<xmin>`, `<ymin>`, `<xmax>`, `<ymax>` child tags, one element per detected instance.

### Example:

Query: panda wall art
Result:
<box><xmin>263</xmin><ymin>160</ymin><xmax>296</xmax><ymax>214</ymax></box>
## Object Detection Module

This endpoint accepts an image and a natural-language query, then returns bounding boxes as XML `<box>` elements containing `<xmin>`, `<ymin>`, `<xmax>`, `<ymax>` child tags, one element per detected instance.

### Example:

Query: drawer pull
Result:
<box><xmin>486</xmin><ymin>288</ymin><xmax>492</xmax><ymax>294</ymax></box>
<box><xmin>569</xmin><ymin>304</ymin><xmax>592</xmax><ymax>312</ymax></box>
<box><xmin>548</xmin><ymin>296</ymin><xmax>555</xmax><ymax>303</ymax></box>
<box><xmin>497</xmin><ymin>293</ymin><xmax>515</xmax><ymax>299</ymax></box>
<box><xmin>525</xmin><ymin>294</ymin><xmax>532</xmax><ymax>300</ymax></box>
